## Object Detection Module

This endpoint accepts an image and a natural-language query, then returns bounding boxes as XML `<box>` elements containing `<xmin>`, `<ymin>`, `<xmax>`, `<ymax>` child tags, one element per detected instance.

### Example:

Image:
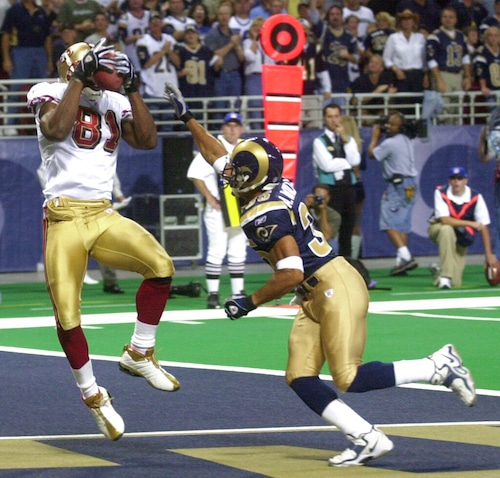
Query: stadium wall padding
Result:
<box><xmin>0</xmin><ymin>125</ymin><xmax>496</xmax><ymax>272</ymax></box>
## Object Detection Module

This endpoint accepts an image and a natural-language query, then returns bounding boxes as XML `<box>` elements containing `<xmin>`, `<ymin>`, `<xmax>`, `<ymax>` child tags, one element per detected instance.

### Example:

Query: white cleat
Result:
<box><xmin>119</xmin><ymin>344</ymin><xmax>180</xmax><ymax>391</ymax></box>
<box><xmin>83</xmin><ymin>272</ymin><xmax>99</xmax><ymax>285</ymax></box>
<box><xmin>84</xmin><ymin>386</ymin><xmax>124</xmax><ymax>441</ymax></box>
<box><xmin>429</xmin><ymin>344</ymin><xmax>477</xmax><ymax>406</ymax></box>
<box><xmin>328</xmin><ymin>426</ymin><xmax>394</xmax><ymax>467</ymax></box>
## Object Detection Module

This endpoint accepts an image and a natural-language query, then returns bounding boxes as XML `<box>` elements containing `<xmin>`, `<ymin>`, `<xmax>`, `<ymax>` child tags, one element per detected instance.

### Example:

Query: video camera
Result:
<box><xmin>376</xmin><ymin>115</ymin><xmax>428</xmax><ymax>140</ymax></box>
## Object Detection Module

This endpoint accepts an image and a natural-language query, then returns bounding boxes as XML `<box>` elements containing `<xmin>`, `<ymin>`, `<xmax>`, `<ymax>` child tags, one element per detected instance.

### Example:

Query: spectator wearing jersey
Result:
<box><xmin>1</xmin><ymin>0</ymin><xmax>52</xmax><ymax>135</ymax></box>
<box><xmin>480</xmin><ymin>0</ymin><xmax>500</xmax><ymax>32</ymax></box>
<box><xmin>56</xmin><ymin>0</ymin><xmax>104</xmax><ymax>42</ymax></box>
<box><xmin>175</xmin><ymin>23</ymin><xmax>217</xmax><ymax>118</ymax></box>
<box><xmin>162</xmin><ymin>0</ymin><xmax>196</xmax><ymax>43</ymax></box>
<box><xmin>204</xmin><ymin>1</ymin><xmax>244</xmax><ymax>127</ymax></box>
<box><xmin>344</xmin><ymin>14</ymin><xmax>364</xmax><ymax>83</ymax></box>
<box><xmin>428</xmin><ymin>166</ymin><xmax>497</xmax><ymax>289</ymax></box>
<box><xmin>474</xmin><ymin>25</ymin><xmax>500</xmax><ymax>110</ymax></box>
<box><xmin>427</xmin><ymin>7</ymin><xmax>471</xmax><ymax>124</ymax></box>
<box><xmin>229</xmin><ymin>0</ymin><xmax>253</xmax><ymax>40</ymax></box>
<box><xmin>136</xmin><ymin>13</ymin><xmax>180</xmax><ymax>130</ymax></box>
<box><xmin>383</xmin><ymin>9</ymin><xmax>426</xmax><ymax>115</ymax></box>
<box><xmin>363</xmin><ymin>11</ymin><xmax>395</xmax><ymax>61</ymax></box>
<box><xmin>117</xmin><ymin>0</ymin><xmax>152</xmax><ymax>74</ymax></box>
<box><xmin>321</xmin><ymin>5</ymin><xmax>359</xmax><ymax>109</ymax></box>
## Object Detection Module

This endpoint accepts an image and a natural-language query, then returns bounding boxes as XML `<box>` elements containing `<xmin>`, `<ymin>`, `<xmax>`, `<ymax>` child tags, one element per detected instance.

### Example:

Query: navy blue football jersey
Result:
<box><xmin>281</xmin><ymin>43</ymin><xmax>328</xmax><ymax>94</ymax></box>
<box><xmin>240</xmin><ymin>179</ymin><xmax>336</xmax><ymax>277</ymax></box>
<box><xmin>426</xmin><ymin>28</ymin><xmax>468</xmax><ymax>74</ymax></box>
<box><xmin>321</xmin><ymin>28</ymin><xmax>358</xmax><ymax>93</ymax></box>
<box><xmin>474</xmin><ymin>44</ymin><xmax>500</xmax><ymax>90</ymax></box>
<box><xmin>175</xmin><ymin>44</ymin><xmax>216</xmax><ymax>98</ymax></box>
<box><xmin>364</xmin><ymin>28</ymin><xmax>393</xmax><ymax>56</ymax></box>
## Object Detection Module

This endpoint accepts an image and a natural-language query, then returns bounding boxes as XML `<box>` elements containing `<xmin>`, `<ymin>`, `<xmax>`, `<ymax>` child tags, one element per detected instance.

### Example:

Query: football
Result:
<box><xmin>92</xmin><ymin>68</ymin><xmax>123</xmax><ymax>92</ymax></box>
<box><xmin>485</xmin><ymin>263</ymin><xmax>500</xmax><ymax>286</ymax></box>
<box><xmin>91</xmin><ymin>53</ymin><xmax>123</xmax><ymax>91</ymax></box>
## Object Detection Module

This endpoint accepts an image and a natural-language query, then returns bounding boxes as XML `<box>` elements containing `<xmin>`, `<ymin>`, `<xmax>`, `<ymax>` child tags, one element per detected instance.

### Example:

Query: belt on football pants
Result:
<box><xmin>295</xmin><ymin>275</ymin><xmax>320</xmax><ymax>296</ymax></box>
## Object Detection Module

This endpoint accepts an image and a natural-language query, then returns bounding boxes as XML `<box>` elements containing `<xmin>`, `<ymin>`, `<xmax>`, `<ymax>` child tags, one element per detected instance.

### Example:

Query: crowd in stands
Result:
<box><xmin>1</xmin><ymin>0</ymin><xmax>500</xmax><ymax>134</ymax></box>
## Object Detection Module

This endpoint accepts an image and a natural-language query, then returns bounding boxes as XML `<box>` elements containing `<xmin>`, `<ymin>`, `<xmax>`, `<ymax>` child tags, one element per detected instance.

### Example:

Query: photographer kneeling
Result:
<box><xmin>304</xmin><ymin>183</ymin><xmax>342</xmax><ymax>253</ymax></box>
<box><xmin>368</xmin><ymin>112</ymin><xmax>419</xmax><ymax>276</ymax></box>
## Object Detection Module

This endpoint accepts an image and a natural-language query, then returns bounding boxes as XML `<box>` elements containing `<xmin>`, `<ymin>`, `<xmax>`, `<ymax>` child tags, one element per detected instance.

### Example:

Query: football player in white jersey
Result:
<box><xmin>27</xmin><ymin>39</ymin><xmax>180</xmax><ymax>441</ymax></box>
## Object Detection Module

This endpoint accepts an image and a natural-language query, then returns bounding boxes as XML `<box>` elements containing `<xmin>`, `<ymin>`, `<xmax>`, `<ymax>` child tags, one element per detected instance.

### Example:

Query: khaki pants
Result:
<box><xmin>428</xmin><ymin>222</ymin><xmax>467</xmax><ymax>286</ymax></box>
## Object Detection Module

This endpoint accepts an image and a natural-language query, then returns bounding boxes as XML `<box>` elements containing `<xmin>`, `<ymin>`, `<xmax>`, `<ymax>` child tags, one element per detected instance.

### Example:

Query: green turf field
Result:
<box><xmin>0</xmin><ymin>263</ymin><xmax>498</xmax><ymax>391</ymax></box>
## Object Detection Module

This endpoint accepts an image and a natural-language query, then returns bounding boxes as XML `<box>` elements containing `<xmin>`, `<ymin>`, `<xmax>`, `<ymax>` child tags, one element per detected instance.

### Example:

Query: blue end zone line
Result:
<box><xmin>1</xmin><ymin>345</ymin><xmax>499</xmax><ymax>398</ymax></box>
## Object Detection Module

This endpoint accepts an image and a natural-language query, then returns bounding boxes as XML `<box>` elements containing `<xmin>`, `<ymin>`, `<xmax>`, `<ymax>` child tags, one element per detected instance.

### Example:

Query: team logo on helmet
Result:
<box><xmin>57</xmin><ymin>42</ymin><xmax>92</xmax><ymax>83</ymax></box>
<box><xmin>57</xmin><ymin>42</ymin><xmax>103</xmax><ymax>100</ymax></box>
<box><xmin>224</xmin><ymin>137</ymin><xmax>283</xmax><ymax>195</ymax></box>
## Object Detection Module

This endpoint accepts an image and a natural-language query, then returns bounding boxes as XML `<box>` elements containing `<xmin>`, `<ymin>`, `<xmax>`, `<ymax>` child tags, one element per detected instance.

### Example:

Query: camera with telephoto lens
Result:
<box><xmin>314</xmin><ymin>195</ymin><xmax>324</xmax><ymax>205</ymax></box>
<box><xmin>376</xmin><ymin>115</ymin><xmax>428</xmax><ymax>139</ymax></box>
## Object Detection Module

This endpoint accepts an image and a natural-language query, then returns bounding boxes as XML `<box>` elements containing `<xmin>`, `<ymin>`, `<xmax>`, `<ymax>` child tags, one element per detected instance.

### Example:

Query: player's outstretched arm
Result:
<box><xmin>163</xmin><ymin>82</ymin><xmax>227</xmax><ymax>165</ymax></box>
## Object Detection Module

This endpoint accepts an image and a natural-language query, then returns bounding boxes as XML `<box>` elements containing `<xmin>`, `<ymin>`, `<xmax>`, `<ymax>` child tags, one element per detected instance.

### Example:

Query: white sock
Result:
<box><xmin>393</xmin><ymin>358</ymin><xmax>435</xmax><ymax>385</ymax></box>
<box><xmin>72</xmin><ymin>361</ymin><xmax>98</xmax><ymax>399</ymax></box>
<box><xmin>230</xmin><ymin>277</ymin><xmax>244</xmax><ymax>295</ymax></box>
<box><xmin>397</xmin><ymin>246</ymin><xmax>411</xmax><ymax>262</ymax></box>
<box><xmin>206</xmin><ymin>278</ymin><xmax>220</xmax><ymax>295</ymax></box>
<box><xmin>130</xmin><ymin>321</ymin><xmax>157</xmax><ymax>353</ymax></box>
<box><xmin>351</xmin><ymin>235</ymin><xmax>362</xmax><ymax>259</ymax></box>
<box><xmin>321</xmin><ymin>399</ymin><xmax>372</xmax><ymax>439</ymax></box>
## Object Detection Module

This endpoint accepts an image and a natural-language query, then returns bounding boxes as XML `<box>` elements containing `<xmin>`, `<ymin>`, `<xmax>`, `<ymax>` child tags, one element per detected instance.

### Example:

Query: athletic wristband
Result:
<box><xmin>213</xmin><ymin>155</ymin><xmax>229</xmax><ymax>174</ymax></box>
<box><xmin>180</xmin><ymin>111</ymin><xmax>194</xmax><ymax>123</ymax></box>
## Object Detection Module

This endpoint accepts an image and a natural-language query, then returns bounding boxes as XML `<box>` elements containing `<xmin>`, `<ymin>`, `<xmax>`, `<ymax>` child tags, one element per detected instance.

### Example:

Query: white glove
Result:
<box><xmin>163</xmin><ymin>81</ymin><xmax>193</xmax><ymax>123</ymax></box>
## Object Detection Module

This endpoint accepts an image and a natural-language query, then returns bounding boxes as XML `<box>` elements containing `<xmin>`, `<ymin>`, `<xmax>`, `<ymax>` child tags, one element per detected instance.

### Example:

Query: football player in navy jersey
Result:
<box><xmin>164</xmin><ymin>81</ymin><xmax>477</xmax><ymax>467</ymax></box>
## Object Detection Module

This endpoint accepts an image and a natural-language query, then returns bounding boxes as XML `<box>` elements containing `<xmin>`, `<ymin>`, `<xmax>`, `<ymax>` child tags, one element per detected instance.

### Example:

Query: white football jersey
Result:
<box><xmin>118</xmin><ymin>10</ymin><xmax>152</xmax><ymax>71</ymax></box>
<box><xmin>27</xmin><ymin>82</ymin><xmax>132</xmax><ymax>204</ymax></box>
<box><xmin>136</xmin><ymin>33</ymin><xmax>178</xmax><ymax>97</ymax></box>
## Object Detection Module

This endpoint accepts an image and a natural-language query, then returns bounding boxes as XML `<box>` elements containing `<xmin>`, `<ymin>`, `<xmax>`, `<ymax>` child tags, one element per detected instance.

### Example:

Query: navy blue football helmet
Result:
<box><xmin>224</xmin><ymin>137</ymin><xmax>283</xmax><ymax>195</ymax></box>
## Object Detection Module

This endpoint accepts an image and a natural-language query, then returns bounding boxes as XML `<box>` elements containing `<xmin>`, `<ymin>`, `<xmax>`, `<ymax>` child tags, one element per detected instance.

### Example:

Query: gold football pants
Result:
<box><xmin>43</xmin><ymin>197</ymin><xmax>175</xmax><ymax>330</ymax></box>
<box><xmin>286</xmin><ymin>256</ymin><xmax>369</xmax><ymax>392</ymax></box>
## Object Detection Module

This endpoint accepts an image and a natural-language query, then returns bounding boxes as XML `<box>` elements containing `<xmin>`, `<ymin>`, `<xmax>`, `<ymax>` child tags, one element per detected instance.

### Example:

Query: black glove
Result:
<box><xmin>73</xmin><ymin>38</ymin><xmax>115</xmax><ymax>83</ymax></box>
<box><xmin>113</xmin><ymin>51</ymin><xmax>139</xmax><ymax>94</ymax></box>
<box><xmin>163</xmin><ymin>81</ymin><xmax>193</xmax><ymax>123</ymax></box>
<box><xmin>224</xmin><ymin>294</ymin><xmax>257</xmax><ymax>320</ymax></box>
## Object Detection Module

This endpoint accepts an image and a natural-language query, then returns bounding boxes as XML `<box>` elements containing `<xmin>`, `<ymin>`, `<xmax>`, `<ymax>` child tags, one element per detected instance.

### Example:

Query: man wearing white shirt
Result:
<box><xmin>428</xmin><ymin>166</ymin><xmax>498</xmax><ymax>289</ymax></box>
<box><xmin>312</xmin><ymin>103</ymin><xmax>361</xmax><ymax>257</ymax></box>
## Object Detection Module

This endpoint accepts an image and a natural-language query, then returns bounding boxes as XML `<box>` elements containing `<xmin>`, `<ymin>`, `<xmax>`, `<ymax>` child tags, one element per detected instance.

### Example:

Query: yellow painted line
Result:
<box><xmin>0</xmin><ymin>440</ymin><xmax>118</xmax><ymax>469</ymax></box>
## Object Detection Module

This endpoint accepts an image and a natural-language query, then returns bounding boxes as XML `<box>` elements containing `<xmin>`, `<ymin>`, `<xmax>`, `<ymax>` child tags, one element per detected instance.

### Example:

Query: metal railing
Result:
<box><xmin>0</xmin><ymin>77</ymin><xmax>495</xmax><ymax>137</ymax></box>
